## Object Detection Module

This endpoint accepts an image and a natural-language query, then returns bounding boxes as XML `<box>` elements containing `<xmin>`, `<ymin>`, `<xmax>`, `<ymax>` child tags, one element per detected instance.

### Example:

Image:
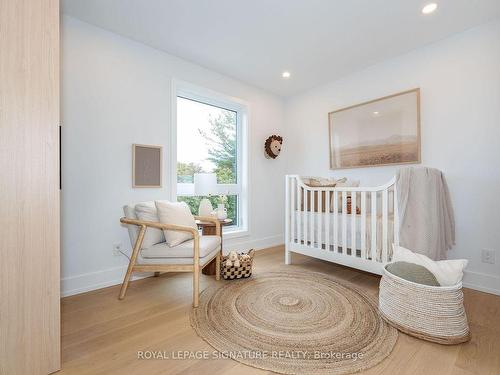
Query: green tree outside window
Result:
<box><xmin>177</xmin><ymin>109</ymin><xmax>238</xmax><ymax>225</ymax></box>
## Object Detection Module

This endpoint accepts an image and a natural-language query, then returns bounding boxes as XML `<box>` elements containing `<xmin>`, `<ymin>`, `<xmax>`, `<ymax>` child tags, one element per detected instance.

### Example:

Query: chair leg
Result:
<box><xmin>118</xmin><ymin>268</ymin><xmax>133</xmax><ymax>300</ymax></box>
<box><xmin>215</xmin><ymin>250</ymin><xmax>221</xmax><ymax>281</ymax></box>
<box><xmin>193</xmin><ymin>266</ymin><xmax>200</xmax><ymax>307</ymax></box>
<box><xmin>118</xmin><ymin>225</ymin><xmax>146</xmax><ymax>300</ymax></box>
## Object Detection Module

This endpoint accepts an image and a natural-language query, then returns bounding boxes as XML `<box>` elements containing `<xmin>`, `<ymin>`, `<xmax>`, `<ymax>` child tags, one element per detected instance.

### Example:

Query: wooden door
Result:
<box><xmin>0</xmin><ymin>0</ymin><xmax>60</xmax><ymax>374</ymax></box>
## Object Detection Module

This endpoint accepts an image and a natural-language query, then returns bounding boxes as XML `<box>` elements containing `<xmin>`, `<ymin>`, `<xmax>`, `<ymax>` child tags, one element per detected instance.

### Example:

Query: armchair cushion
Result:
<box><xmin>141</xmin><ymin>235</ymin><xmax>221</xmax><ymax>259</ymax></box>
<box><xmin>134</xmin><ymin>202</ymin><xmax>165</xmax><ymax>249</ymax></box>
<box><xmin>155</xmin><ymin>201</ymin><xmax>198</xmax><ymax>247</ymax></box>
<box><xmin>138</xmin><ymin>247</ymin><xmax>220</xmax><ymax>266</ymax></box>
<box><xmin>123</xmin><ymin>200</ymin><xmax>170</xmax><ymax>249</ymax></box>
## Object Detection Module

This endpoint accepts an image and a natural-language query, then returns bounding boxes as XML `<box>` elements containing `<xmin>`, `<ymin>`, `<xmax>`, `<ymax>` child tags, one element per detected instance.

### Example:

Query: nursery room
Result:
<box><xmin>2</xmin><ymin>0</ymin><xmax>500</xmax><ymax>374</ymax></box>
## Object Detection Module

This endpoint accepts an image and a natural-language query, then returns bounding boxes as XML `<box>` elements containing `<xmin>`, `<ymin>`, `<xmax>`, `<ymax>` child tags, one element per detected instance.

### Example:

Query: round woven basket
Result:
<box><xmin>379</xmin><ymin>265</ymin><xmax>470</xmax><ymax>345</ymax></box>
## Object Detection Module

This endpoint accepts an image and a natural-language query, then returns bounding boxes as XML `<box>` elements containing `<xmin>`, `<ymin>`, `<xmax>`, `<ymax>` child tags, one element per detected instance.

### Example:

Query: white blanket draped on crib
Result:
<box><xmin>397</xmin><ymin>167</ymin><xmax>455</xmax><ymax>260</ymax></box>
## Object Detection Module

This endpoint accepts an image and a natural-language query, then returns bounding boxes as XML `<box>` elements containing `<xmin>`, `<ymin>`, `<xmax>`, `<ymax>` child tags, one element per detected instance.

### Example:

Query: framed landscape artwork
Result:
<box><xmin>329</xmin><ymin>88</ymin><xmax>421</xmax><ymax>169</ymax></box>
<box><xmin>132</xmin><ymin>144</ymin><xmax>163</xmax><ymax>188</ymax></box>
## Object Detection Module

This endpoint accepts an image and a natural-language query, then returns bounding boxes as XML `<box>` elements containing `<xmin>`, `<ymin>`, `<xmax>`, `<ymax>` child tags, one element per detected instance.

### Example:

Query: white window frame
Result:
<box><xmin>170</xmin><ymin>79</ymin><xmax>250</xmax><ymax>238</ymax></box>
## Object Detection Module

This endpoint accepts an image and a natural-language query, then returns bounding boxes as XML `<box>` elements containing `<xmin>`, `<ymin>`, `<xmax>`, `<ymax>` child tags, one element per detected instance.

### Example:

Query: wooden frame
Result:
<box><xmin>118</xmin><ymin>215</ymin><xmax>221</xmax><ymax>307</ymax></box>
<box><xmin>132</xmin><ymin>144</ymin><xmax>163</xmax><ymax>188</ymax></box>
<box><xmin>328</xmin><ymin>88</ymin><xmax>421</xmax><ymax>170</ymax></box>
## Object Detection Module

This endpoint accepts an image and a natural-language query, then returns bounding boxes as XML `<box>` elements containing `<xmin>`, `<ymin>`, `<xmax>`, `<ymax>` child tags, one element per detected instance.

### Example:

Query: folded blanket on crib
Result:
<box><xmin>396</xmin><ymin>167</ymin><xmax>455</xmax><ymax>260</ymax></box>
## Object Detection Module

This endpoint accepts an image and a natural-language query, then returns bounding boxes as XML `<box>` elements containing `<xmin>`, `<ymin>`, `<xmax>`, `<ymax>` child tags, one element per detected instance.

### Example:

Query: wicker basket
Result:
<box><xmin>221</xmin><ymin>249</ymin><xmax>255</xmax><ymax>280</ymax></box>
<box><xmin>379</xmin><ymin>265</ymin><xmax>470</xmax><ymax>344</ymax></box>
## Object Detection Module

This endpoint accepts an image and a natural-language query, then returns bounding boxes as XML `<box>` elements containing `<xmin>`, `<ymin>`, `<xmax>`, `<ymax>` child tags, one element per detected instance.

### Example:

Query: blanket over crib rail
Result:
<box><xmin>396</xmin><ymin>167</ymin><xmax>455</xmax><ymax>260</ymax></box>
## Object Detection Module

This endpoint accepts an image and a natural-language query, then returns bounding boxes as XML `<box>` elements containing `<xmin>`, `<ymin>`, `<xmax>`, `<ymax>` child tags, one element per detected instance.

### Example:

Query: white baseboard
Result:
<box><xmin>62</xmin><ymin>236</ymin><xmax>500</xmax><ymax>298</ymax></box>
<box><xmin>60</xmin><ymin>265</ymin><xmax>153</xmax><ymax>297</ymax></box>
<box><xmin>463</xmin><ymin>270</ymin><xmax>500</xmax><ymax>296</ymax></box>
<box><xmin>225</xmin><ymin>234</ymin><xmax>284</xmax><ymax>253</ymax></box>
<box><xmin>61</xmin><ymin>234</ymin><xmax>284</xmax><ymax>297</ymax></box>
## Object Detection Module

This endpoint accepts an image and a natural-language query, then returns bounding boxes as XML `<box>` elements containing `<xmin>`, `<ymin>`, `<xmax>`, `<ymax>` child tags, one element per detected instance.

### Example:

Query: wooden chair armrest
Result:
<box><xmin>120</xmin><ymin>217</ymin><xmax>199</xmax><ymax>237</ymax></box>
<box><xmin>194</xmin><ymin>216</ymin><xmax>221</xmax><ymax>236</ymax></box>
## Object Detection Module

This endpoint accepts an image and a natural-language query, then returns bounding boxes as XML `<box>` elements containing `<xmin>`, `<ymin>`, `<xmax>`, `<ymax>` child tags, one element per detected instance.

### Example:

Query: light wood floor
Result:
<box><xmin>58</xmin><ymin>246</ymin><xmax>500</xmax><ymax>375</ymax></box>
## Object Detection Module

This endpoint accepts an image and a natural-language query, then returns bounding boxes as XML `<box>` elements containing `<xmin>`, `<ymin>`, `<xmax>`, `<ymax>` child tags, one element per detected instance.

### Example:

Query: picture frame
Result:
<box><xmin>132</xmin><ymin>144</ymin><xmax>163</xmax><ymax>188</ymax></box>
<box><xmin>329</xmin><ymin>88</ymin><xmax>421</xmax><ymax>169</ymax></box>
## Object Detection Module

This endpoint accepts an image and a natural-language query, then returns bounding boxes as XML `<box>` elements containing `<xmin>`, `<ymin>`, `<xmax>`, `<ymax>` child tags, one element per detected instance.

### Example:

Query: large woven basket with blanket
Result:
<box><xmin>379</xmin><ymin>264</ymin><xmax>470</xmax><ymax>344</ymax></box>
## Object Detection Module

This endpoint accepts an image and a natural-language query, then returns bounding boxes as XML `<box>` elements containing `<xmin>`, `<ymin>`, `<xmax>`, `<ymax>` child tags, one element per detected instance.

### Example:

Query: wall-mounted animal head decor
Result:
<box><xmin>264</xmin><ymin>135</ymin><xmax>283</xmax><ymax>159</ymax></box>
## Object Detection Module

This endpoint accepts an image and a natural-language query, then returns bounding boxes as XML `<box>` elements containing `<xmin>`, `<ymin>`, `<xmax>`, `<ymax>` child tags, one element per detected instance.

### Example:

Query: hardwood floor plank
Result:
<box><xmin>462</xmin><ymin>288</ymin><xmax>500</xmax><ymax>334</ymax></box>
<box><xmin>58</xmin><ymin>246</ymin><xmax>500</xmax><ymax>374</ymax></box>
<box><xmin>453</xmin><ymin>323</ymin><xmax>500</xmax><ymax>375</ymax></box>
<box><xmin>360</xmin><ymin>332</ymin><xmax>424</xmax><ymax>374</ymax></box>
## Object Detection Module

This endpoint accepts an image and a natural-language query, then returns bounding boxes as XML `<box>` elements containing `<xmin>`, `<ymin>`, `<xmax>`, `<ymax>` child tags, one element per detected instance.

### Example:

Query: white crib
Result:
<box><xmin>285</xmin><ymin>175</ymin><xmax>400</xmax><ymax>275</ymax></box>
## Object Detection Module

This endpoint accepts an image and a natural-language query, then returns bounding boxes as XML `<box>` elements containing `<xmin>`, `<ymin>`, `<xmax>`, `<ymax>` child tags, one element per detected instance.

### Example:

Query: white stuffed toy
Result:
<box><xmin>228</xmin><ymin>251</ymin><xmax>238</xmax><ymax>262</ymax></box>
<box><xmin>226</xmin><ymin>251</ymin><xmax>239</xmax><ymax>268</ymax></box>
<box><xmin>224</xmin><ymin>249</ymin><xmax>255</xmax><ymax>269</ymax></box>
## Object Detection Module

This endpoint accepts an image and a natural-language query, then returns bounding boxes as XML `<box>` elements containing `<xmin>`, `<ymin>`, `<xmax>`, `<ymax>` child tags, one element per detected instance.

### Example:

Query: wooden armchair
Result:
<box><xmin>119</xmin><ymin>213</ymin><xmax>221</xmax><ymax>308</ymax></box>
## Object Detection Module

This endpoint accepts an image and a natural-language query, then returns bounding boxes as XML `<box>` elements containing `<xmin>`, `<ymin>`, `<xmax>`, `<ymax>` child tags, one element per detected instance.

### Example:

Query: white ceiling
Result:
<box><xmin>62</xmin><ymin>0</ymin><xmax>500</xmax><ymax>97</ymax></box>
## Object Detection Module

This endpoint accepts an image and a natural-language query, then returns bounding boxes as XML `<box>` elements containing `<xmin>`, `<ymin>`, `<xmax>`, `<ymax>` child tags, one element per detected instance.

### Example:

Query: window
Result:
<box><xmin>174</xmin><ymin>84</ymin><xmax>248</xmax><ymax>235</ymax></box>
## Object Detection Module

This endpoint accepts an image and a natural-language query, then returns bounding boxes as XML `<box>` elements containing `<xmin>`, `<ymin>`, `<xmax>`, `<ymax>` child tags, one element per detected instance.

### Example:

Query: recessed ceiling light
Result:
<box><xmin>422</xmin><ymin>3</ymin><xmax>438</xmax><ymax>14</ymax></box>
<box><xmin>282</xmin><ymin>71</ymin><xmax>291</xmax><ymax>79</ymax></box>
<box><xmin>373</xmin><ymin>111</ymin><xmax>379</xmax><ymax>115</ymax></box>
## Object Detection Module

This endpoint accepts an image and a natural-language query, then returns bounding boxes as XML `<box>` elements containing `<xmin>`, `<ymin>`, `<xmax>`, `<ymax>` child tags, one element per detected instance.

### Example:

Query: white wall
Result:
<box><xmin>63</xmin><ymin>15</ymin><xmax>500</xmax><ymax>297</ymax></box>
<box><xmin>285</xmin><ymin>20</ymin><xmax>500</xmax><ymax>295</ymax></box>
<box><xmin>61</xmin><ymin>16</ymin><xmax>286</xmax><ymax>296</ymax></box>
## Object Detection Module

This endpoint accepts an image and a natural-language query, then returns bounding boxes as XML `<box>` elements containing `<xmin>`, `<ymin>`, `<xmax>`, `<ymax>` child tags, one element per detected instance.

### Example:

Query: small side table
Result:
<box><xmin>196</xmin><ymin>218</ymin><xmax>232</xmax><ymax>275</ymax></box>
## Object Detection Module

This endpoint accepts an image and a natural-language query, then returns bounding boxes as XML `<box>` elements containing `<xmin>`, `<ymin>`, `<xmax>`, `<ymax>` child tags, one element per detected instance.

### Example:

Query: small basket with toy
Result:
<box><xmin>221</xmin><ymin>249</ymin><xmax>255</xmax><ymax>280</ymax></box>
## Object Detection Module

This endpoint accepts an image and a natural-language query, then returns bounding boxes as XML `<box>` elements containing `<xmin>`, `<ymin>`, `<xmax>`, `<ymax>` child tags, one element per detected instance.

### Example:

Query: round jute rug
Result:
<box><xmin>190</xmin><ymin>270</ymin><xmax>397</xmax><ymax>375</ymax></box>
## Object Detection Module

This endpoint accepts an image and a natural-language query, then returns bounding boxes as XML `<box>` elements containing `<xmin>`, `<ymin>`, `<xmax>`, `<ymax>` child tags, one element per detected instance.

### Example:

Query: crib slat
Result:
<box><xmin>382</xmin><ymin>189</ymin><xmax>388</xmax><ymax>263</ymax></box>
<box><xmin>351</xmin><ymin>192</ymin><xmax>357</xmax><ymax>257</ymax></box>
<box><xmin>310</xmin><ymin>191</ymin><xmax>315</xmax><ymax>247</ymax></box>
<box><xmin>297</xmin><ymin>184</ymin><xmax>301</xmax><ymax>245</ymax></box>
<box><xmin>361</xmin><ymin>191</ymin><xmax>366</xmax><ymax>259</ymax></box>
<box><xmin>371</xmin><ymin>191</ymin><xmax>377</xmax><ymax>261</ymax></box>
<box><xmin>393</xmin><ymin>183</ymin><xmax>400</xmax><ymax>253</ymax></box>
<box><xmin>290</xmin><ymin>178</ymin><xmax>295</xmax><ymax>244</ymax></box>
<box><xmin>304</xmin><ymin>188</ymin><xmax>308</xmax><ymax>246</ymax></box>
<box><xmin>325</xmin><ymin>191</ymin><xmax>331</xmax><ymax>251</ymax></box>
<box><xmin>342</xmin><ymin>191</ymin><xmax>347</xmax><ymax>255</ymax></box>
<box><xmin>285</xmin><ymin>176</ymin><xmax>290</xmax><ymax>244</ymax></box>
<box><xmin>333</xmin><ymin>191</ymin><xmax>338</xmax><ymax>252</ymax></box>
<box><xmin>318</xmin><ymin>191</ymin><xmax>322</xmax><ymax>249</ymax></box>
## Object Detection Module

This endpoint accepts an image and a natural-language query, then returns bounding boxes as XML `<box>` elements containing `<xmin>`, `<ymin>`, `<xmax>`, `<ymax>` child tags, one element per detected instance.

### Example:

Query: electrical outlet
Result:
<box><xmin>113</xmin><ymin>243</ymin><xmax>123</xmax><ymax>256</ymax></box>
<box><xmin>481</xmin><ymin>249</ymin><xmax>496</xmax><ymax>264</ymax></box>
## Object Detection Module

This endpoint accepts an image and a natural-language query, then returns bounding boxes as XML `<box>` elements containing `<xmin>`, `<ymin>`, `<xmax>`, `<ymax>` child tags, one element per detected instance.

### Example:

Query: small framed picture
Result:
<box><xmin>132</xmin><ymin>144</ymin><xmax>163</xmax><ymax>188</ymax></box>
